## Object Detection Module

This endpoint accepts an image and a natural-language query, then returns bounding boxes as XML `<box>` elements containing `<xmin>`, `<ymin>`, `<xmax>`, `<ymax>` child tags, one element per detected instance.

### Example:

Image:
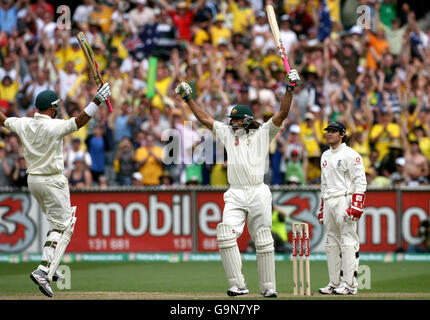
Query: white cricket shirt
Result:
<box><xmin>213</xmin><ymin>118</ymin><xmax>283</xmax><ymax>187</ymax></box>
<box><xmin>4</xmin><ymin>113</ymin><xmax>78</xmax><ymax>175</ymax></box>
<box><xmin>320</xmin><ymin>143</ymin><xmax>367</xmax><ymax>199</ymax></box>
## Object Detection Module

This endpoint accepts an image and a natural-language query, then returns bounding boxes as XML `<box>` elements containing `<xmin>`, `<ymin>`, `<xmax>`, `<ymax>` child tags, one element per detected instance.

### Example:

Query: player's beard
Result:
<box><xmin>234</xmin><ymin>128</ymin><xmax>246</xmax><ymax>137</ymax></box>
<box><xmin>231</xmin><ymin>123</ymin><xmax>246</xmax><ymax>137</ymax></box>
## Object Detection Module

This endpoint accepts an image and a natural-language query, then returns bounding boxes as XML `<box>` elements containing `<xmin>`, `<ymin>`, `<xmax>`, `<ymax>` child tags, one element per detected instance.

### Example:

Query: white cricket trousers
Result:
<box><xmin>28</xmin><ymin>174</ymin><xmax>74</xmax><ymax>231</ymax></box>
<box><xmin>323</xmin><ymin>195</ymin><xmax>360</xmax><ymax>288</ymax></box>
<box><xmin>222</xmin><ymin>183</ymin><xmax>272</xmax><ymax>239</ymax></box>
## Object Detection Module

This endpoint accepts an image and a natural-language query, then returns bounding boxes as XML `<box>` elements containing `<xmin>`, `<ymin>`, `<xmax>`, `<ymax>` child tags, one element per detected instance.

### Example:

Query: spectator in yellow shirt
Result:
<box><xmin>369</xmin><ymin>110</ymin><xmax>400</xmax><ymax>161</ymax></box>
<box><xmin>55</xmin><ymin>38</ymin><xmax>86</xmax><ymax>74</ymax></box>
<box><xmin>0</xmin><ymin>75</ymin><xmax>19</xmax><ymax>103</ymax></box>
<box><xmin>300</xmin><ymin>112</ymin><xmax>322</xmax><ymax>158</ymax></box>
<box><xmin>412</xmin><ymin>125</ymin><xmax>430</xmax><ymax>162</ymax></box>
<box><xmin>210</xmin><ymin>14</ymin><xmax>232</xmax><ymax>46</ymax></box>
<box><xmin>152</xmin><ymin>61</ymin><xmax>175</xmax><ymax>112</ymax></box>
<box><xmin>88</xmin><ymin>1</ymin><xmax>113</xmax><ymax>34</ymax></box>
<box><xmin>135</xmin><ymin>134</ymin><xmax>163</xmax><ymax>186</ymax></box>
<box><xmin>228</xmin><ymin>0</ymin><xmax>255</xmax><ymax>35</ymax></box>
<box><xmin>192</xmin><ymin>14</ymin><xmax>211</xmax><ymax>47</ymax></box>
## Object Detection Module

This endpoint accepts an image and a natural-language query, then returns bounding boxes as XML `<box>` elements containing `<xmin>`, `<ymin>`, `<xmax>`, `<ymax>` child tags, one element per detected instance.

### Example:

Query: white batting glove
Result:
<box><xmin>286</xmin><ymin>69</ymin><xmax>302</xmax><ymax>93</ymax></box>
<box><xmin>175</xmin><ymin>82</ymin><xmax>192</xmax><ymax>102</ymax></box>
<box><xmin>94</xmin><ymin>83</ymin><xmax>111</xmax><ymax>105</ymax></box>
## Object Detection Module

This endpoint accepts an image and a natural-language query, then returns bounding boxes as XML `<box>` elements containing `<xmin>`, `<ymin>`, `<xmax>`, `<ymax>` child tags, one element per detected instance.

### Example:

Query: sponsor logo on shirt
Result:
<box><xmin>322</xmin><ymin>160</ymin><xmax>327</xmax><ymax>168</ymax></box>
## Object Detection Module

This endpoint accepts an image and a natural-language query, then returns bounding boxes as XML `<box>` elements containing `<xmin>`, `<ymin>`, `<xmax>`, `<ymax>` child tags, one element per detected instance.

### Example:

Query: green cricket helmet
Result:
<box><xmin>228</xmin><ymin>104</ymin><xmax>254</xmax><ymax>119</ymax></box>
<box><xmin>35</xmin><ymin>90</ymin><xmax>61</xmax><ymax>111</ymax></box>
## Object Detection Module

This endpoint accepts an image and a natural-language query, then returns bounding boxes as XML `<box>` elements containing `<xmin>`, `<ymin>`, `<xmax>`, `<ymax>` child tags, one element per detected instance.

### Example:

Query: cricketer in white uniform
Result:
<box><xmin>0</xmin><ymin>84</ymin><xmax>111</xmax><ymax>297</ymax></box>
<box><xmin>318</xmin><ymin>121</ymin><xmax>367</xmax><ymax>295</ymax></box>
<box><xmin>176</xmin><ymin>69</ymin><xmax>301</xmax><ymax>297</ymax></box>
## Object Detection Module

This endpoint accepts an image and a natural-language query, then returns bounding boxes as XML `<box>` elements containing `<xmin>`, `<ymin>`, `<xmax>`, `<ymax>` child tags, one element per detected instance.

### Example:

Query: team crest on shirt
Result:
<box><xmin>234</xmin><ymin>137</ymin><xmax>239</xmax><ymax>146</ymax></box>
<box><xmin>322</xmin><ymin>160</ymin><xmax>327</xmax><ymax>168</ymax></box>
<box><xmin>354</xmin><ymin>157</ymin><xmax>362</xmax><ymax>165</ymax></box>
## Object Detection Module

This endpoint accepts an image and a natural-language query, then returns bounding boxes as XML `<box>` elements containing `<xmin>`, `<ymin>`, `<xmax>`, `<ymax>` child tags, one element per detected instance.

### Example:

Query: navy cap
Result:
<box><xmin>324</xmin><ymin>121</ymin><xmax>346</xmax><ymax>133</ymax></box>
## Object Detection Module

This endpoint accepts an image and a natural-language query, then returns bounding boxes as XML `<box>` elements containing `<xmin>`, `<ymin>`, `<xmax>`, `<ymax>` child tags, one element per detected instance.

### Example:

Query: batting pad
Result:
<box><xmin>325</xmin><ymin>244</ymin><xmax>342</xmax><ymax>286</ymax></box>
<box><xmin>255</xmin><ymin>227</ymin><xmax>276</xmax><ymax>293</ymax></box>
<box><xmin>216</xmin><ymin>223</ymin><xmax>246</xmax><ymax>288</ymax></box>
<box><xmin>38</xmin><ymin>230</ymin><xmax>62</xmax><ymax>273</ymax></box>
<box><xmin>341</xmin><ymin>244</ymin><xmax>359</xmax><ymax>288</ymax></box>
<box><xmin>47</xmin><ymin>207</ymin><xmax>77</xmax><ymax>282</ymax></box>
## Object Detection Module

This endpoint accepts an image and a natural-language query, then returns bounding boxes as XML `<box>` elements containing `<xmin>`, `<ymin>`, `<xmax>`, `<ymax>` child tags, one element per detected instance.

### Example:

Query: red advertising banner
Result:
<box><xmin>401</xmin><ymin>191</ymin><xmax>430</xmax><ymax>251</ymax></box>
<box><xmin>68</xmin><ymin>192</ymin><xmax>193</xmax><ymax>252</ymax></box>
<box><xmin>358</xmin><ymin>191</ymin><xmax>399</xmax><ymax>252</ymax></box>
<box><xmin>2</xmin><ymin>189</ymin><xmax>430</xmax><ymax>254</ymax></box>
<box><xmin>195</xmin><ymin>192</ymin><xmax>251</xmax><ymax>252</ymax></box>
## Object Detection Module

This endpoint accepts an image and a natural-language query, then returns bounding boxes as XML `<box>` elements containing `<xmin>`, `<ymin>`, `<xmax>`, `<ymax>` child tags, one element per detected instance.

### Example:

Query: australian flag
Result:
<box><xmin>318</xmin><ymin>0</ymin><xmax>332</xmax><ymax>42</ymax></box>
<box><xmin>124</xmin><ymin>24</ymin><xmax>160</xmax><ymax>61</ymax></box>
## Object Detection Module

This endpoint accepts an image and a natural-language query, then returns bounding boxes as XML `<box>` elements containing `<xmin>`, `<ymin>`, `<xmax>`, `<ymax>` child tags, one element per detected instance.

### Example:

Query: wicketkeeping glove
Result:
<box><xmin>94</xmin><ymin>83</ymin><xmax>111</xmax><ymax>105</ymax></box>
<box><xmin>346</xmin><ymin>193</ymin><xmax>365</xmax><ymax>221</ymax></box>
<box><xmin>318</xmin><ymin>198</ymin><xmax>324</xmax><ymax>224</ymax></box>
<box><xmin>175</xmin><ymin>82</ymin><xmax>192</xmax><ymax>102</ymax></box>
<box><xmin>286</xmin><ymin>69</ymin><xmax>301</xmax><ymax>93</ymax></box>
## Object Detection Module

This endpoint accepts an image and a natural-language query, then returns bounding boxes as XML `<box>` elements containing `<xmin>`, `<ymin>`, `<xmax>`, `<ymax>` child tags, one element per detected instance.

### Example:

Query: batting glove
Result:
<box><xmin>175</xmin><ymin>82</ymin><xmax>192</xmax><ymax>102</ymax></box>
<box><xmin>286</xmin><ymin>69</ymin><xmax>301</xmax><ymax>93</ymax></box>
<box><xmin>345</xmin><ymin>193</ymin><xmax>365</xmax><ymax>221</ymax></box>
<box><xmin>318</xmin><ymin>198</ymin><xmax>324</xmax><ymax>224</ymax></box>
<box><xmin>94</xmin><ymin>83</ymin><xmax>111</xmax><ymax>105</ymax></box>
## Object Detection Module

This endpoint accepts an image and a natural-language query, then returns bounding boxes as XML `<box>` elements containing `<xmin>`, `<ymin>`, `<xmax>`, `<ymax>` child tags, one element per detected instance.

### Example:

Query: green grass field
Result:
<box><xmin>1</xmin><ymin>261</ymin><xmax>430</xmax><ymax>299</ymax></box>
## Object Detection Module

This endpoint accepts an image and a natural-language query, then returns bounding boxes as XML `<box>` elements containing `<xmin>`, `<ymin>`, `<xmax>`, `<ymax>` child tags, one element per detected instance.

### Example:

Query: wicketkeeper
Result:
<box><xmin>318</xmin><ymin>121</ymin><xmax>367</xmax><ymax>295</ymax></box>
<box><xmin>176</xmin><ymin>69</ymin><xmax>301</xmax><ymax>297</ymax></box>
<box><xmin>0</xmin><ymin>84</ymin><xmax>111</xmax><ymax>297</ymax></box>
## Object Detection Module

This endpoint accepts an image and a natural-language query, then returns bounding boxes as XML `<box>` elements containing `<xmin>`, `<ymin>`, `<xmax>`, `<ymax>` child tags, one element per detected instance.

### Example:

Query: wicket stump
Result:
<box><xmin>292</xmin><ymin>223</ymin><xmax>311</xmax><ymax>296</ymax></box>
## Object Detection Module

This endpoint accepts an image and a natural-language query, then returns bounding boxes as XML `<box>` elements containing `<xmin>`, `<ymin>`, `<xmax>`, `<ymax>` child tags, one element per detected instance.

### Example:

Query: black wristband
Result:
<box><xmin>93</xmin><ymin>96</ymin><xmax>101</xmax><ymax>105</ymax></box>
<box><xmin>183</xmin><ymin>96</ymin><xmax>190</xmax><ymax>102</ymax></box>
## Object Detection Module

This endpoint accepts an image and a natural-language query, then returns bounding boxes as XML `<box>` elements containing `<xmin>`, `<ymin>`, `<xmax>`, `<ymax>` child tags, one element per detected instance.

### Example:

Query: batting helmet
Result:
<box><xmin>228</xmin><ymin>105</ymin><xmax>254</xmax><ymax>119</ymax></box>
<box><xmin>35</xmin><ymin>90</ymin><xmax>60</xmax><ymax>111</ymax></box>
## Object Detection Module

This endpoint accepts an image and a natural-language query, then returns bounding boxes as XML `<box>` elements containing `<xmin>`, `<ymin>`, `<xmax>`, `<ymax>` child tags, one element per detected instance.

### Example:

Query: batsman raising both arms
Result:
<box><xmin>0</xmin><ymin>84</ymin><xmax>111</xmax><ymax>297</ymax></box>
<box><xmin>176</xmin><ymin>69</ymin><xmax>301</xmax><ymax>297</ymax></box>
<box><xmin>318</xmin><ymin>121</ymin><xmax>367</xmax><ymax>295</ymax></box>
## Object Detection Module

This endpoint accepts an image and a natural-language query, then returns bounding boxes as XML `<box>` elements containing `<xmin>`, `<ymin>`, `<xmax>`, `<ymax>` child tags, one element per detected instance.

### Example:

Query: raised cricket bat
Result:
<box><xmin>77</xmin><ymin>32</ymin><xmax>113</xmax><ymax>112</ymax></box>
<box><xmin>266</xmin><ymin>4</ymin><xmax>292</xmax><ymax>74</ymax></box>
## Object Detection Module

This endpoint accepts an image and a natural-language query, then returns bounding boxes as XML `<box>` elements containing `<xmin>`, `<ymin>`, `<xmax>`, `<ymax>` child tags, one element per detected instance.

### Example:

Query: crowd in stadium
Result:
<box><xmin>0</xmin><ymin>0</ymin><xmax>429</xmax><ymax>189</ymax></box>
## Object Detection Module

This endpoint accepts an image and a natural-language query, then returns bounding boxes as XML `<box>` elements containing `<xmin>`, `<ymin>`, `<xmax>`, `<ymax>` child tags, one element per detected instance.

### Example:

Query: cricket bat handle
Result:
<box><xmin>277</xmin><ymin>39</ymin><xmax>295</xmax><ymax>86</ymax></box>
<box><xmin>95</xmin><ymin>69</ymin><xmax>113</xmax><ymax>113</ymax></box>
<box><xmin>281</xmin><ymin>53</ymin><xmax>291</xmax><ymax>73</ymax></box>
<box><xmin>105</xmin><ymin>98</ymin><xmax>113</xmax><ymax>113</ymax></box>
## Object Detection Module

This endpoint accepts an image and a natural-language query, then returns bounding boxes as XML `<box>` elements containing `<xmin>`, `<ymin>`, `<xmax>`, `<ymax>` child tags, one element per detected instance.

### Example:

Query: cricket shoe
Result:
<box><xmin>30</xmin><ymin>269</ymin><xmax>54</xmax><ymax>297</ymax></box>
<box><xmin>227</xmin><ymin>285</ymin><xmax>249</xmax><ymax>297</ymax></box>
<box><xmin>52</xmin><ymin>270</ymin><xmax>65</xmax><ymax>282</ymax></box>
<box><xmin>333</xmin><ymin>284</ymin><xmax>357</xmax><ymax>295</ymax></box>
<box><xmin>318</xmin><ymin>282</ymin><xmax>339</xmax><ymax>294</ymax></box>
<box><xmin>261</xmin><ymin>289</ymin><xmax>278</xmax><ymax>298</ymax></box>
